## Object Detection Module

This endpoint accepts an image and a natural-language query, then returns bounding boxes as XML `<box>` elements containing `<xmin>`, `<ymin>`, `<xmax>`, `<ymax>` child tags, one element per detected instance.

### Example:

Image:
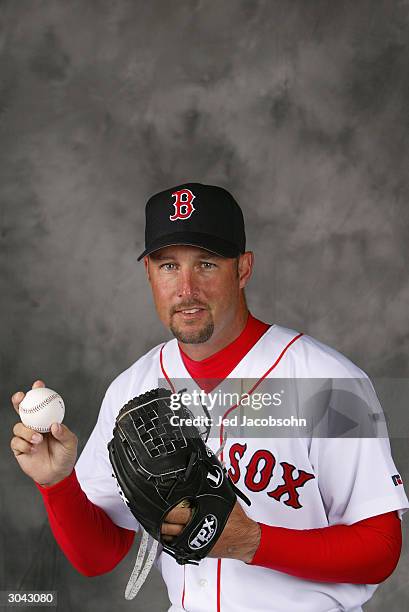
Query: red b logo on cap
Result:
<box><xmin>170</xmin><ymin>189</ymin><xmax>196</xmax><ymax>221</ymax></box>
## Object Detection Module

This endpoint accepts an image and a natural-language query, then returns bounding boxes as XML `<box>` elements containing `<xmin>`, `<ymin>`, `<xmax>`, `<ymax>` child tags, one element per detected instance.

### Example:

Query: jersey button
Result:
<box><xmin>199</xmin><ymin>579</ymin><xmax>208</xmax><ymax>588</ymax></box>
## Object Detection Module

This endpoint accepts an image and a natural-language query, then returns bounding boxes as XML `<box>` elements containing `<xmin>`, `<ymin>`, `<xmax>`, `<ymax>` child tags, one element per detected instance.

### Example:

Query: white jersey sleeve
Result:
<box><xmin>311</xmin><ymin>435</ymin><xmax>407</xmax><ymax>525</ymax></box>
<box><xmin>300</xmin><ymin>334</ymin><xmax>409</xmax><ymax>525</ymax></box>
<box><xmin>74</xmin><ymin>343</ymin><xmax>164</xmax><ymax>531</ymax></box>
<box><xmin>74</xmin><ymin>384</ymin><xmax>140</xmax><ymax>531</ymax></box>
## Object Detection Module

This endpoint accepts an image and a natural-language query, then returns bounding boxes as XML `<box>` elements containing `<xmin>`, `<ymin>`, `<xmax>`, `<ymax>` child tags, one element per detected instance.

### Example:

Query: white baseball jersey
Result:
<box><xmin>75</xmin><ymin>324</ymin><xmax>409</xmax><ymax>612</ymax></box>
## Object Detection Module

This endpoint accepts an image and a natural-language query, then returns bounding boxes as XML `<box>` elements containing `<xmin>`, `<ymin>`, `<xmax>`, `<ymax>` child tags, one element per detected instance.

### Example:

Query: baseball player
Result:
<box><xmin>10</xmin><ymin>183</ymin><xmax>409</xmax><ymax>611</ymax></box>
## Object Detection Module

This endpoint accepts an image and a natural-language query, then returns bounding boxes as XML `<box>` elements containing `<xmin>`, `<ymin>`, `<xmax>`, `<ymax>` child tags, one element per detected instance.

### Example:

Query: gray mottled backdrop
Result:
<box><xmin>1</xmin><ymin>1</ymin><xmax>409</xmax><ymax>610</ymax></box>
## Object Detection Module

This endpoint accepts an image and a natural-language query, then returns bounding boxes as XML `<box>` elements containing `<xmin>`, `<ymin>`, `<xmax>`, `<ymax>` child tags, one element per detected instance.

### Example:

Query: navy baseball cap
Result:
<box><xmin>137</xmin><ymin>182</ymin><xmax>246</xmax><ymax>261</ymax></box>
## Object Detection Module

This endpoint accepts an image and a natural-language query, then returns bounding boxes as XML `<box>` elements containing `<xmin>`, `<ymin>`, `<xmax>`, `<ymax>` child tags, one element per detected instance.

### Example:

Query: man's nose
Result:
<box><xmin>176</xmin><ymin>268</ymin><xmax>199</xmax><ymax>298</ymax></box>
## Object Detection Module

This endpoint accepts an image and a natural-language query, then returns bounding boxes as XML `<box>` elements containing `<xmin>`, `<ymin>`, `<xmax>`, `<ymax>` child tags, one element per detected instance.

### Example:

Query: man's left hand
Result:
<box><xmin>161</xmin><ymin>501</ymin><xmax>261</xmax><ymax>563</ymax></box>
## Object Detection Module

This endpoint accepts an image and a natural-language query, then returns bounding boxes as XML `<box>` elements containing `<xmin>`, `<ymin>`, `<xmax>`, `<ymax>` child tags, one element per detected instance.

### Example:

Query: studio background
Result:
<box><xmin>1</xmin><ymin>1</ymin><xmax>408</xmax><ymax>610</ymax></box>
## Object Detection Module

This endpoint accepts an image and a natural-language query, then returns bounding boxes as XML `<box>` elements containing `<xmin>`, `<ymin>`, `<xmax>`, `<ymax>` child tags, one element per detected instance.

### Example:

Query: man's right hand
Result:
<box><xmin>10</xmin><ymin>380</ymin><xmax>78</xmax><ymax>487</ymax></box>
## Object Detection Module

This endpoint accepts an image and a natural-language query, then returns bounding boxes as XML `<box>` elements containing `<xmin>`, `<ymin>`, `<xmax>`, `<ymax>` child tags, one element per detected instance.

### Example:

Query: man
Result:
<box><xmin>11</xmin><ymin>183</ymin><xmax>409</xmax><ymax>611</ymax></box>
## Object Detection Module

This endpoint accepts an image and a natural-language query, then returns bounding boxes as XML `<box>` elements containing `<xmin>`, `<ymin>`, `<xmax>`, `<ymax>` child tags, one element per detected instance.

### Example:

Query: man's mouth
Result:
<box><xmin>177</xmin><ymin>308</ymin><xmax>203</xmax><ymax>314</ymax></box>
<box><xmin>173</xmin><ymin>306</ymin><xmax>207</xmax><ymax>319</ymax></box>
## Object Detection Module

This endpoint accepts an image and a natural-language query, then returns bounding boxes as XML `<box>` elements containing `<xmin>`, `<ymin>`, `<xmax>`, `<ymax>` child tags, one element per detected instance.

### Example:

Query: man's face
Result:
<box><xmin>145</xmin><ymin>245</ymin><xmax>252</xmax><ymax>344</ymax></box>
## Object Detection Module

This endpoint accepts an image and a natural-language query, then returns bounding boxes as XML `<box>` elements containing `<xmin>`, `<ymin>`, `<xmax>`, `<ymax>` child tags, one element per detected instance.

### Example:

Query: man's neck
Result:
<box><xmin>178</xmin><ymin>308</ymin><xmax>249</xmax><ymax>361</ymax></box>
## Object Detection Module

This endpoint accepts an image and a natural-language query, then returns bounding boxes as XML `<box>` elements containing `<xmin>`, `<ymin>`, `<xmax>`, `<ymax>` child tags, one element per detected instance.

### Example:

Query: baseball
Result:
<box><xmin>19</xmin><ymin>387</ymin><xmax>65</xmax><ymax>433</ymax></box>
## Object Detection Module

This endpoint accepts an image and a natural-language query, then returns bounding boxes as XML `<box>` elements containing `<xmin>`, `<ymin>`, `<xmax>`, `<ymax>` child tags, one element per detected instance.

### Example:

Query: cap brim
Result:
<box><xmin>137</xmin><ymin>231</ymin><xmax>240</xmax><ymax>261</ymax></box>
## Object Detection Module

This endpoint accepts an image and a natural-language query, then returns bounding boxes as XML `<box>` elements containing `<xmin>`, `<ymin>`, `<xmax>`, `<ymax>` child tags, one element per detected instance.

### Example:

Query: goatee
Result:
<box><xmin>170</xmin><ymin>320</ymin><xmax>214</xmax><ymax>344</ymax></box>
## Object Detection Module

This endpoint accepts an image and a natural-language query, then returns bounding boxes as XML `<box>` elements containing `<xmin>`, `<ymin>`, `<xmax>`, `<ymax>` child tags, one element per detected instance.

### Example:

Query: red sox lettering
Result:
<box><xmin>228</xmin><ymin>443</ymin><xmax>315</xmax><ymax>510</ymax></box>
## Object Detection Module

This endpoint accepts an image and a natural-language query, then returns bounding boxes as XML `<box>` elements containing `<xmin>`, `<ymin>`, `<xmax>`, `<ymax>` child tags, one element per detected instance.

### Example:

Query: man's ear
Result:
<box><xmin>144</xmin><ymin>256</ymin><xmax>151</xmax><ymax>282</ymax></box>
<box><xmin>238</xmin><ymin>252</ymin><xmax>254</xmax><ymax>289</ymax></box>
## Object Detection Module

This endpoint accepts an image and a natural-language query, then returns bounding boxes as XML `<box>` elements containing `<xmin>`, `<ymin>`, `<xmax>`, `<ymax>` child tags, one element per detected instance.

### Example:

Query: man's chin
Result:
<box><xmin>170</xmin><ymin>321</ymin><xmax>214</xmax><ymax>344</ymax></box>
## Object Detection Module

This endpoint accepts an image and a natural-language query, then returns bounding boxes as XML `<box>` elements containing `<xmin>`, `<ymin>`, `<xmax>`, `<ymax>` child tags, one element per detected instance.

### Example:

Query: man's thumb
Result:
<box><xmin>50</xmin><ymin>422</ymin><xmax>63</xmax><ymax>436</ymax></box>
<box><xmin>50</xmin><ymin>422</ymin><xmax>75</xmax><ymax>448</ymax></box>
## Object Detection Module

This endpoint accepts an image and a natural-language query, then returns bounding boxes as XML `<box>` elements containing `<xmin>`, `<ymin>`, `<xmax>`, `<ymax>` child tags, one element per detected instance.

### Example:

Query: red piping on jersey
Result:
<box><xmin>160</xmin><ymin>330</ymin><xmax>304</xmax><ymax>612</ymax></box>
<box><xmin>216</xmin><ymin>331</ymin><xmax>303</xmax><ymax>612</ymax></box>
<box><xmin>181</xmin><ymin>566</ymin><xmax>186</xmax><ymax>610</ymax></box>
<box><xmin>178</xmin><ymin>314</ymin><xmax>271</xmax><ymax>393</ymax></box>
<box><xmin>217</xmin><ymin>559</ymin><xmax>222</xmax><ymax>612</ymax></box>
<box><xmin>160</xmin><ymin>344</ymin><xmax>176</xmax><ymax>393</ymax></box>
<box><xmin>219</xmin><ymin>332</ymin><xmax>303</xmax><ymax>462</ymax></box>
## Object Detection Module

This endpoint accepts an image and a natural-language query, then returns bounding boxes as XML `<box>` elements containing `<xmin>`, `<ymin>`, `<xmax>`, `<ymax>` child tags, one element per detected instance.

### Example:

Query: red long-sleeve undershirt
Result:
<box><xmin>249</xmin><ymin>512</ymin><xmax>402</xmax><ymax>584</ymax></box>
<box><xmin>35</xmin><ymin>469</ymin><xmax>135</xmax><ymax>576</ymax></box>
<box><xmin>35</xmin><ymin>469</ymin><xmax>401</xmax><ymax>583</ymax></box>
<box><xmin>35</xmin><ymin>312</ymin><xmax>402</xmax><ymax>582</ymax></box>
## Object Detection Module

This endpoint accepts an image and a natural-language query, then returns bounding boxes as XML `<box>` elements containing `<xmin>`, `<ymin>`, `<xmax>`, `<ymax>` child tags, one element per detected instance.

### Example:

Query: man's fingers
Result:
<box><xmin>13</xmin><ymin>422</ymin><xmax>43</xmax><ymax>444</ymax></box>
<box><xmin>164</xmin><ymin>507</ymin><xmax>192</xmax><ymax>524</ymax></box>
<box><xmin>11</xmin><ymin>391</ymin><xmax>25</xmax><ymax>414</ymax></box>
<box><xmin>161</xmin><ymin>522</ymin><xmax>186</xmax><ymax>536</ymax></box>
<box><xmin>10</xmin><ymin>436</ymin><xmax>37</xmax><ymax>457</ymax></box>
<box><xmin>162</xmin><ymin>503</ymin><xmax>193</xmax><ymax>542</ymax></box>
<box><xmin>49</xmin><ymin>423</ymin><xmax>78</xmax><ymax>452</ymax></box>
<box><xmin>32</xmin><ymin>380</ymin><xmax>45</xmax><ymax>389</ymax></box>
<box><xmin>162</xmin><ymin>535</ymin><xmax>175</xmax><ymax>543</ymax></box>
<box><xmin>11</xmin><ymin>381</ymin><xmax>45</xmax><ymax>415</ymax></box>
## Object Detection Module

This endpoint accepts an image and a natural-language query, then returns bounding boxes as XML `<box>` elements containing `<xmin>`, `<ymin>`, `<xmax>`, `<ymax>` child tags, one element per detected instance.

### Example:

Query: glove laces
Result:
<box><xmin>124</xmin><ymin>530</ymin><xmax>158</xmax><ymax>600</ymax></box>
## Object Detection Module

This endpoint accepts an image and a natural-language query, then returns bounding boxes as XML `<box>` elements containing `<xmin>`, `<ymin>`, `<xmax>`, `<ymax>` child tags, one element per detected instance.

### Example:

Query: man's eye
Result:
<box><xmin>200</xmin><ymin>261</ymin><xmax>216</xmax><ymax>269</ymax></box>
<box><xmin>160</xmin><ymin>263</ymin><xmax>177</xmax><ymax>271</ymax></box>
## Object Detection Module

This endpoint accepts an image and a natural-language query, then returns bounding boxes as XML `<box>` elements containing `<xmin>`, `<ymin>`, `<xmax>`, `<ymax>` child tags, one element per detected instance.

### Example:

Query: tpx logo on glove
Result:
<box><xmin>188</xmin><ymin>515</ymin><xmax>218</xmax><ymax>550</ymax></box>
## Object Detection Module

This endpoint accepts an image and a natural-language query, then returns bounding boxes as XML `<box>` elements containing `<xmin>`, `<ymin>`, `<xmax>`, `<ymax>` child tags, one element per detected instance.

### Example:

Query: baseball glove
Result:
<box><xmin>108</xmin><ymin>387</ymin><xmax>248</xmax><ymax>574</ymax></box>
